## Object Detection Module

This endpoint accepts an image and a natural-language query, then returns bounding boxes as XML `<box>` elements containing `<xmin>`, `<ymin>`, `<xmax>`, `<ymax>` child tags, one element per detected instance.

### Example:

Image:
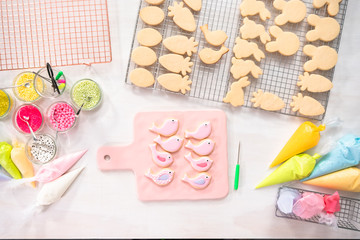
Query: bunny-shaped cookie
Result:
<box><xmin>265</xmin><ymin>26</ymin><xmax>300</xmax><ymax>56</ymax></box>
<box><xmin>273</xmin><ymin>0</ymin><xmax>307</xmax><ymax>25</ymax></box>
<box><xmin>239</xmin><ymin>0</ymin><xmax>271</xmax><ymax>21</ymax></box>
<box><xmin>240</xmin><ymin>17</ymin><xmax>271</xmax><ymax>44</ymax></box>
<box><xmin>306</xmin><ymin>14</ymin><xmax>340</xmax><ymax>42</ymax></box>
<box><xmin>230</xmin><ymin>57</ymin><xmax>262</xmax><ymax>79</ymax></box>
<box><xmin>233</xmin><ymin>37</ymin><xmax>265</xmax><ymax>62</ymax></box>
<box><xmin>303</xmin><ymin>45</ymin><xmax>338</xmax><ymax>72</ymax></box>
<box><xmin>223</xmin><ymin>77</ymin><xmax>250</xmax><ymax>107</ymax></box>
<box><xmin>313</xmin><ymin>0</ymin><xmax>342</xmax><ymax>16</ymax></box>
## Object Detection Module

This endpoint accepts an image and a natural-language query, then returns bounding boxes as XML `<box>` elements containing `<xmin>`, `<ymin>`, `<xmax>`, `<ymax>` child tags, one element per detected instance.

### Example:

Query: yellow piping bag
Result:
<box><xmin>256</xmin><ymin>153</ymin><xmax>320</xmax><ymax>189</ymax></box>
<box><xmin>302</xmin><ymin>167</ymin><xmax>360</xmax><ymax>192</ymax></box>
<box><xmin>0</xmin><ymin>142</ymin><xmax>22</xmax><ymax>179</ymax></box>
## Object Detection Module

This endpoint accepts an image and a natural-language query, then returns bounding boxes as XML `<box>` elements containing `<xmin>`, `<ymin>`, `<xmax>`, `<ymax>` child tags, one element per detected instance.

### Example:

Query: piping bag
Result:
<box><xmin>11</xmin><ymin>140</ymin><xmax>36</xmax><ymax>187</ymax></box>
<box><xmin>0</xmin><ymin>142</ymin><xmax>22</xmax><ymax>179</ymax></box>
<box><xmin>0</xmin><ymin>167</ymin><xmax>11</xmax><ymax>181</ymax></box>
<box><xmin>302</xmin><ymin>134</ymin><xmax>360</xmax><ymax>181</ymax></box>
<box><xmin>302</xmin><ymin>167</ymin><xmax>360</xmax><ymax>192</ymax></box>
<box><xmin>7</xmin><ymin>149</ymin><xmax>87</xmax><ymax>188</ymax></box>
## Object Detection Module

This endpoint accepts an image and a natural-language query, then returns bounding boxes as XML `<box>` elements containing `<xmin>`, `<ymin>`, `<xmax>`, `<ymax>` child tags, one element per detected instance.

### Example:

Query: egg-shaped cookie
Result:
<box><xmin>131</xmin><ymin>46</ymin><xmax>157</xmax><ymax>66</ymax></box>
<box><xmin>129</xmin><ymin>68</ymin><xmax>155</xmax><ymax>88</ymax></box>
<box><xmin>140</xmin><ymin>6</ymin><xmax>165</xmax><ymax>26</ymax></box>
<box><xmin>137</xmin><ymin>28</ymin><xmax>163</xmax><ymax>47</ymax></box>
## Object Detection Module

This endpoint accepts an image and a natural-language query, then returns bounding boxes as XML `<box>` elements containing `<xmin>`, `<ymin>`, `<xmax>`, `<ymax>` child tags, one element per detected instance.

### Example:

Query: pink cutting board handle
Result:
<box><xmin>97</xmin><ymin>144</ymin><xmax>135</xmax><ymax>171</ymax></box>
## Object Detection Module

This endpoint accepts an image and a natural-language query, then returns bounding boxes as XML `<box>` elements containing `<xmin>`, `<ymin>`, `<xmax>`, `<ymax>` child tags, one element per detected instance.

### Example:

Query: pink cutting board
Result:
<box><xmin>97</xmin><ymin>110</ymin><xmax>228</xmax><ymax>201</ymax></box>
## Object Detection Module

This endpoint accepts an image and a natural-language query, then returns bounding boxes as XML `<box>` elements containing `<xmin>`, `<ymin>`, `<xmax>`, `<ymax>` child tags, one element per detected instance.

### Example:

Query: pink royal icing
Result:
<box><xmin>184</xmin><ymin>152</ymin><xmax>213</xmax><ymax>172</ymax></box>
<box><xmin>182</xmin><ymin>172</ymin><xmax>212</xmax><ymax>189</ymax></box>
<box><xmin>185</xmin><ymin>139</ymin><xmax>215</xmax><ymax>156</ymax></box>
<box><xmin>145</xmin><ymin>168</ymin><xmax>174</xmax><ymax>186</ymax></box>
<box><xmin>149</xmin><ymin>143</ymin><xmax>174</xmax><ymax>167</ymax></box>
<box><xmin>153</xmin><ymin>135</ymin><xmax>183</xmax><ymax>153</ymax></box>
<box><xmin>149</xmin><ymin>119</ymin><xmax>179</xmax><ymax>136</ymax></box>
<box><xmin>185</xmin><ymin>121</ymin><xmax>212</xmax><ymax>140</ymax></box>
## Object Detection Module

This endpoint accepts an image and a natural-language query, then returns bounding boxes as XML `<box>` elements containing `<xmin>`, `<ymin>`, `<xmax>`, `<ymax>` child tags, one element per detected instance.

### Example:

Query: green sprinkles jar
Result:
<box><xmin>70</xmin><ymin>79</ymin><xmax>102</xmax><ymax>111</ymax></box>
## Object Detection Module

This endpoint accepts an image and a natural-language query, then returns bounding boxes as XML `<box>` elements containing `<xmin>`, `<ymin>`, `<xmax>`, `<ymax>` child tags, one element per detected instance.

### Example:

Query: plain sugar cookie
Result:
<box><xmin>184</xmin><ymin>0</ymin><xmax>202</xmax><ymax>11</ymax></box>
<box><xmin>251</xmin><ymin>89</ymin><xmax>285</xmax><ymax>111</ymax></box>
<box><xmin>240</xmin><ymin>17</ymin><xmax>271</xmax><ymax>44</ymax></box>
<box><xmin>163</xmin><ymin>35</ymin><xmax>198</xmax><ymax>56</ymax></box>
<box><xmin>239</xmin><ymin>0</ymin><xmax>271</xmax><ymax>21</ymax></box>
<box><xmin>306</xmin><ymin>14</ymin><xmax>340</xmax><ymax>42</ymax></box>
<box><xmin>290</xmin><ymin>93</ymin><xmax>325</xmax><ymax>116</ymax></box>
<box><xmin>230</xmin><ymin>57</ymin><xmax>262</xmax><ymax>79</ymax></box>
<box><xmin>273</xmin><ymin>0</ymin><xmax>307</xmax><ymax>25</ymax></box>
<box><xmin>223</xmin><ymin>77</ymin><xmax>250</xmax><ymax>107</ymax></box>
<box><xmin>298</xmin><ymin>72</ymin><xmax>333</xmax><ymax>92</ymax></box>
<box><xmin>145</xmin><ymin>0</ymin><xmax>165</xmax><ymax>5</ymax></box>
<box><xmin>266</xmin><ymin>26</ymin><xmax>300</xmax><ymax>56</ymax></box>
<box><xmin>199</xmin><ymin>45</ymin><xmax>229</xmax><ymax>64</ymax></box>
<box><xmin>129</xmin><ymin>68</ymin><xmax>155</xmax><ymax>88</ymax></box>
<box><xmin>157</xmin><ymin>73</ymin><xmax>192</xmax><ymax>94</ymax></box>
<box><xmin>200</xmin><ymin>24</ymin><xmax>228</xmax><ymax>47</ymax></box>
<box><xmin>140</xmin><ymin>6</ymin><xmax>165</xmax><ymax>26</ymax></box>
<box><xmin>131</xmin><ymin>46</ymin><xmax>157</xmax><ymax>66</ymax></box>
<box><xmin>233</xmin><ymin>37</ymin><xmax>265</xmax><ymax>61</ymax></box>
<box><xmin>168</xmin><ymin>1</ymin><xmax>196</xmax><ymax>32</ymax></box>
<box><xmin>303</xmin><ymin>45</ymin><xmax>338</xmax><ymax>72</ymax></box>
<box><xmin>137</xmin><ymin>28</ymin><xmax>163</xmax><ymax>47</ymax></box>
<box><xmin>159</xmin><ymin>54</ymin><xmax>193</xmax><ymax>75</ymax></box>
<box><xmin>313</xmin><ymin>0</ymin><xmax>342</xmax><ymax>16</ymax></box>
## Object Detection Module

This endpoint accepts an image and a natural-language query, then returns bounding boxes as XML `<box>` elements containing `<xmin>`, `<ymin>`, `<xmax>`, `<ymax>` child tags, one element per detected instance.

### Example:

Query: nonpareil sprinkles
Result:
<box><xmin>30</xmin><ymin>135</ymin><xmax>56</xmax><ymax>164</ymax></box>
<box><xmin>72</xmin><ymin>79</ymin><xmax>101</xmax><ymax>110</ymax></box>
<box><xmin>48</xmin><ymin>102</ymin><xmax>76</xmax><ymax>131</ymax></box>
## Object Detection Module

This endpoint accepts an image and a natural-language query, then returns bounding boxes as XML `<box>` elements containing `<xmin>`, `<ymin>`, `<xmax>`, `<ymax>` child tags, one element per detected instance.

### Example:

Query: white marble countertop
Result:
<box><xmin>0</xmin><ymin>0</ymin><xmax>360</xmax><ymax>238</ymax></box>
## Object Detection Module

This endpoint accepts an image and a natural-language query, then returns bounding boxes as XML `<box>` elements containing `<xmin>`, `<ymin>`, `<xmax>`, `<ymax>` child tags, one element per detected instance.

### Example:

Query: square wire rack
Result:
<box><xmin>275</xmin><ymin>186</ymin><xmax>360</xmax><ymax>232</ymax></box>
<box><xmin>0</xmin><ymin>0</ymin><xmax>112</xmax><ymax>71</ymax></box>
<box><xmin>125</xmin><ymin>0</ymin><xmax>348</xmax><ymax>120</ymax></box>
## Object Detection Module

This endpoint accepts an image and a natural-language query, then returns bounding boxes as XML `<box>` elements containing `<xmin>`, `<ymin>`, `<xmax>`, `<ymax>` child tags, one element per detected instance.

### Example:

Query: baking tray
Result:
<box><xmin>125</xmin><ymin>0</ymin><xmax>348</xmax><ymax>121</ymax></box>
<box><xmin>275</xmin><ymin>186</ymin><xmax>360</xmax><ymax>232</ymax></box>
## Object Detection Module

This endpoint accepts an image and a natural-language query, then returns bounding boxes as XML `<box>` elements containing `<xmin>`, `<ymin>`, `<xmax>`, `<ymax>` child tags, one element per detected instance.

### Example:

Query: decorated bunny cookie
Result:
<box><xmin>240</xmin><ymin>17</ymin><xmax>271</xmax><ymax>44</ymax></box>
<box><xmin>266</xmin><ymin>26</ymin><xmax>300</xmax><ymax>56</ymax></box>
<box><xmin>168</xmin><ymin>1</ymin><xmax>196</xmax><ymax>32</ymax></box>
<box><xmin>239</xmin><ymin>0</ymin><xmax>271</xmax><ymax>21</ymax></box>
<box><xmin>306</xmin><ymin>14</ymin><xmax>340</xmax><ymax>42</ymax></box>
<box><xmin>273</xmin><ymin>0</ymin><xmax>307</xmax><ymax>25</ymax></box>
<box><xmin>223</xmin><ymin>77</ymin><xmax>250</xmax><ymax>107</ymax></box>
<box><xmin>233</xmin><ymin>37</ymin><xmax>265</xmax><ymax>62</ymax></box>
<box><xmin>230</xmin><ymin>57</ymin><xmax>262</xmax><ymax>79</ymax></box>
<box><xmin>303</xmin><ymin>45</ymin><xmax>338</xmax><ymax>72</ymax></box>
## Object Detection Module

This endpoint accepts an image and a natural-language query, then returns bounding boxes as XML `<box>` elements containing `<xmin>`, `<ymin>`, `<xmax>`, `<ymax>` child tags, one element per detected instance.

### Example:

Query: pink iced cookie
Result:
<box><xmin>153</xmin><ymin>135</ymin><xmax>183</xmax><ymax>153</ymax></box>
<box><xmin>185</xmin><ymin>121</ymin><xmax>212</xmax><ymax>140</ymax></box>
<box><xmin>293</xmin><ymin>192</ymin><xmax>325</xmax><ymax>219</ymax></box>
<box><xmin>145</xmin><ymin>168</ymin><xmax>174</xmax><ymax>186</ymax></box>
<box><xmin>184</xmin><ymin>152</ymin><xmax>213</xmax><ymax>172</ymax></box>
<box><xmin>185</xmin><ymin>139</ymin><xmax>215</xmax><ymax>156</ymax></box>
<box><xmin>324</xmin><ymin>191</ymin><xmax>340</xmax><ymax>214</ymax></box>
<box><xmin>149</xmin><ymin>143</ymin><xmax>174</xmax><ymax>167</ymax></box>
<box><xmin>149</xmin><ymin>119</ymin><xmax>179</xmax><ymax>136</ymax></box>
<box><xmin>182</xmin><ymin>172</ymin><xmax>212</xmax><ymax>189</ymax></box>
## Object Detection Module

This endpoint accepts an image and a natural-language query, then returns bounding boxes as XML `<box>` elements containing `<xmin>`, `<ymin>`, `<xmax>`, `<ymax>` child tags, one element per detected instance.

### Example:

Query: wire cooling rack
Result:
<box><xmin>0</xmin><ymin>0</ymin><xmax>112</xmax><ymax>71</ymax></box>
<box><xmin>275</xmin><ymin>186</ymin><xmax>360</xmax><ymax>232</ymax></box>
<box><xmin>125</xmin><ymin>0</ymin><xmax>348</xmax><ymax>120</ymax></box>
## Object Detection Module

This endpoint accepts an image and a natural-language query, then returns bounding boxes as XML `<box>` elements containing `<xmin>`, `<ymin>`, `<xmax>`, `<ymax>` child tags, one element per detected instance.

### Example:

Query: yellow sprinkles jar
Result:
<box><xmin>0</xmin><ymin>90</ymin><xmax>14</xmax><ymax>119</ymax></box>
<box><xmin>13</xmin><ymin>71</ymin><xmax>43</xmax><ymax>102</ymax></box>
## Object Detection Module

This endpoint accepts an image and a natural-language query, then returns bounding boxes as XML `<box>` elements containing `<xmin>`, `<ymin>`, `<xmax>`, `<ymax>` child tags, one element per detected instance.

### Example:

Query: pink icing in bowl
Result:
<box><xmin>13</xmin><ymin>104</ymin><xmax>43</xmax><ymax>134</ymax></box>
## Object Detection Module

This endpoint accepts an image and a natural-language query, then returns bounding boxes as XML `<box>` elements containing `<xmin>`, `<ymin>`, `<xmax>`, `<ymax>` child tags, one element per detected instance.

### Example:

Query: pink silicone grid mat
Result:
<box><xmin>125</xmin><ymin>0</ymin><xmax>348</xmax><ymax>121</ymax></box>
<box><xmin>0</xmin><ymin>0</ymin><xmax>112</xmax><ymax>71</ymax></box>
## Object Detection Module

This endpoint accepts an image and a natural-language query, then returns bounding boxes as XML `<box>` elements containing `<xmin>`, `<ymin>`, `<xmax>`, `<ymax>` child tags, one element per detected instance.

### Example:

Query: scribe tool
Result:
<box><xmin>234</xmin><ymin>141</ymin><xmax>241</xmax><ymax>190</ymax></box>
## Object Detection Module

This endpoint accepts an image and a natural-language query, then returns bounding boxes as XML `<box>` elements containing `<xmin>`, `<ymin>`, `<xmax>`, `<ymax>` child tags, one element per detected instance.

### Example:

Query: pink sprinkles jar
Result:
<box><xmin>47</xmin><ymin>101</ymin><xmax>76</xmax><ymax>132</ymax></box>
<box><xmin>14</xmin><ymin>104</ymin><xmax>43</xmax><ymax>134</ymax></box>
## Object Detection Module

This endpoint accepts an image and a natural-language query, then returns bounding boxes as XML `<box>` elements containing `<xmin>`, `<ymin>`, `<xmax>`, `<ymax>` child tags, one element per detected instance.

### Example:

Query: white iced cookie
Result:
<box><xmin>131</xmin><ymin>46</ymin><xmax>157</xmax><ymax>66</ymax></box>
<box><xmin>240</xmin><ymin>17</ymin><xmax>271</xmax><ymax>44</ymax></box>
<box><xmin>303</xmin><ymin>45</ymin><xmax>338</xmax><ymax>72</ymax></box>
<box><xmin>273</xmin><ymin>0</ymin><xmax>307</xmax><ymax>25</ymax></box>
<box><xmin>290</xmin><ymin>93</ymin><xmax>325</xmax><ymax>116</ymax></box>
<box><xmin>184</xmin><ymin>0</ymin><xmax>202</xmax><ymax>11</ymax></box>
<box><xmin>230</xmin><ymin>57</ymin><xmax>262</xmax><ymax>79</ymax></box>
<box><xmin>168</xmin><ymin>1</ymin><xmax>196</xmax><ymax>32</ymax></box>
<box><xmin>313</xmin><ymin>0</ymin><xmax>342</xmax><ymax>16</ymax></box>
<box><xmin>157</xmin><ymin>73</ymin><xmax>192</xmax><ymax>94</ymax></box>
<box><xmin>140</xmin><ymin>6</ymin><xmax>165</xmax><ymax>26</ymax></box>
<box><xmin>137</xmin><ymin>28</ymin><xmax>163</xmax><ymax>47</ymax></box>
<box><xmin>239</xmin><ymin>0</ymin><xmax>271</xmax><ymax>21</ymax></box>
<box><xmin>306</xmin><ymin>14</ymin><xmax>340</xmax><ymax>42</ymax></box>
<box><xmin>266</xmin><ymin>26</ymin><xmax>300</xmax><ymax>56</ymax></box>
<box><xmin>233</xmin><ymin>37</ymin><xmax>265</xmax><ymax>62</ymax></box>
<box><xmin>251</xmin><ymin>89</ymin><xmax>285</xmax><ymax>111</ymax></box>
<box><xmin>163</xmin><ymin>35</ymin><xmax>198</xmax><ymax>56</ymax></box>
<box><xmin>200</xmin><ymin>24</ymin><xmax>228</xmax><ymax>47</ymax></box>
<box><xmin>297</xmin><ymin>72</ymin><xmax>333</xmax><ymax>92</ymax></box>
<box><xmin>159</xmin><ymin>54</ymin><xmax>193</xmax><ymax>75</ymax></box>
<box><xmin>199</xmin><ymin>45</ymin><xmax>229</xmax><ymax>64</ymax></box>
<box><xmin>145</xmin><ymin>0</ymin><xmax>165</xmax><ymax>5</ymax></box>
<box><xmin>129</xmin><ymin>68</ymin><xmax>155</xmax><ymax>88</ymax></box>
<box><xmin>223</xmin><ymin>77</ymin><xmax>250</xmax><ymax>107</ymax></box>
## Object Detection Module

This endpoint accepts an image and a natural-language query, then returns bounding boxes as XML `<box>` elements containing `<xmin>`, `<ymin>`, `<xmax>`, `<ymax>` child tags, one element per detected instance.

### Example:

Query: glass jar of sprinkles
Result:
<box><xmin>25</xmin><ymin>134</ymin><xmax>57</xmax><ymax>164</ymax></box>
<box><xmin>70</xmin><ymin>79</ymin><xmax>102</xmax><ymax>111</ymax></box>
<box><xmin>13</xmin><ymin>103</ymin><xmax>44</xmax><ymax>135</ymax></box>
<box><xmin>0</xmin><ymin>90</ymin><xmax>15</xmax><ymax>120</ymax></box>
<box><xmin>13</xmin><ymin>71</ymin><xmax>42</xmax><ymax>102</ymax></box>
<box><xmin>46</xmin><ymin>101</ymin><xmax>77</xmax><ymax>132</ymax></box>
<box><xmin>34</xmin><ymin>67</ymin><xmax>66</xmax><ymax>99</ymax></box>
